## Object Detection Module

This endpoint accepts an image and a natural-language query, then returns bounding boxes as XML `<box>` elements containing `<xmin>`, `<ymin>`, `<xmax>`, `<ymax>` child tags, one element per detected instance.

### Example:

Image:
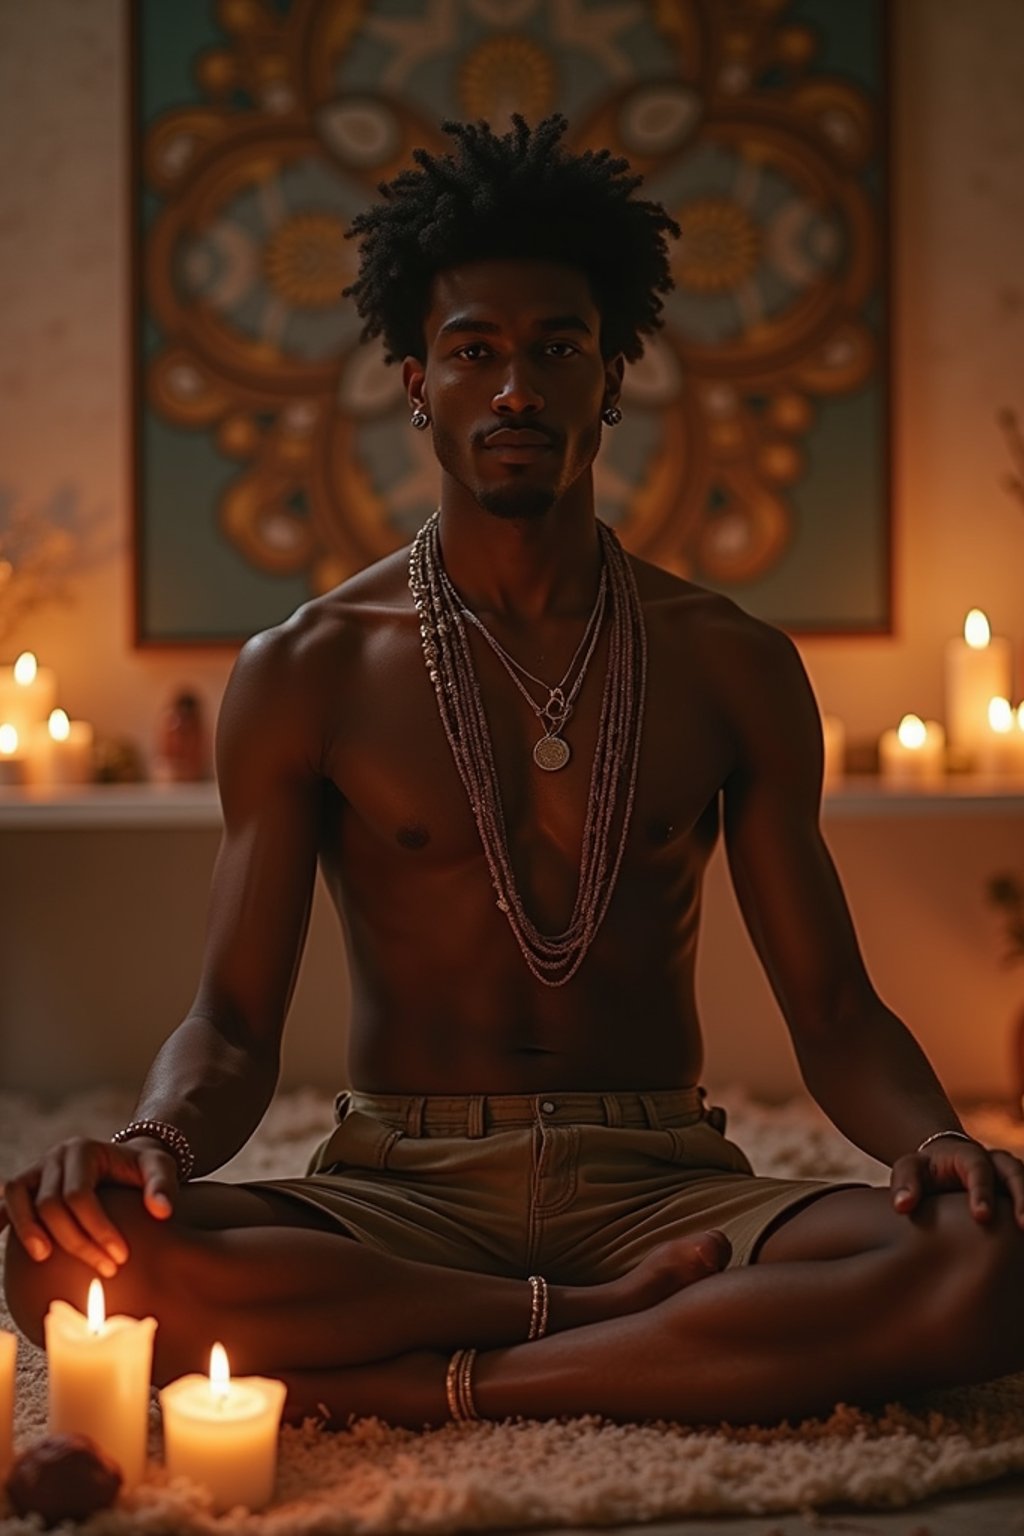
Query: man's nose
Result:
<box><xmin>492</xmin><ymin>361</ymin><xmax>544</xmax><ymax>415</ymax></box>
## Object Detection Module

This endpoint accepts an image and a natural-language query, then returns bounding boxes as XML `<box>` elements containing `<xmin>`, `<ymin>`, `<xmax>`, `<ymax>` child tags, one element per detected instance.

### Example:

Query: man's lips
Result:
<box><xmin>483</xmin><ymin>428</ymin><xmax>556</xmax><ymax>448</ymax></box>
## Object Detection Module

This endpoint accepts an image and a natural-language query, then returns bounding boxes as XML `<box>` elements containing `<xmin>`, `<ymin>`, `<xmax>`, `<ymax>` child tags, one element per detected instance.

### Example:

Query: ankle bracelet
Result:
<box><xmin>527</xmin><ymin>1275</ymin><xmax>549</xmax><ymax>1340</ymax></box>
<box><xmin>445</xmin><ymin>1347</ymin><xmax>479</xmax><ymax>1423</ymax></box>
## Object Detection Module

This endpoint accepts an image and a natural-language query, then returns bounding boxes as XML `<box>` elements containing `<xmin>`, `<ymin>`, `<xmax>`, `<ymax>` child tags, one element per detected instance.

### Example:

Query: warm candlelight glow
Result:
<box><xmin>988</xmin><ymin>696</ymin><xmax>1014</xmax><ymax>733</ymax></box>
<box><xmin>86</xmin><ymin>1279</ymin><xmax>106</xmax><ymax>1336</ymax></box>
<box><xmin>209</xmin><ymin>1342</ymin><xmax>231</xmax><ymax>1402</ymax></box>
<box><xmin>964</xmin><ymin>609</ymin><xmax>991</xmax><ymax>648</ymax></box>
<box><xmin>897</xmin><ymin>714</ymin><xmax>927</xmax><ymax>750</ymax></box>
<box><xmin>48</xmin><ymin>707</ymin><xmax>70</xmax><ymax>742</ymax></box>
<box><xmin>0</xmin><ymin>724</ymin><xmax>17</xmax><ymax>755</ymax></box>
<box><xmin>13</xmin><ymin>652</ymin><xmax>38</xmax><ymax>686</ymax></box>
<box><xmin>1018</xmin><ymin>703</ymin><xmax>1024</xmax><ymax>730</ymax></box>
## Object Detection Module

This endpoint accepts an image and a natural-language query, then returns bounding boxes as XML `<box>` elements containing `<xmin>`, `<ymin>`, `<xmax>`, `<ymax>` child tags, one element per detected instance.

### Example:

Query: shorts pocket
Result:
<box><xmin>667</xmin><ymin>1119</ymin><xmax>754</xmax><ymax>1176</ymax></box>
<box><xmin>306</xmin><ymin>1110</ymin><xmax>401</xmax><ymax>1175</ymax></box>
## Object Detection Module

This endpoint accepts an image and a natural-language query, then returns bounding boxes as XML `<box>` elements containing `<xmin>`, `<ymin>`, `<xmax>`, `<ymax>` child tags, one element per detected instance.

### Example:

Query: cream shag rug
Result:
<box><xmin>2</xmin><ymin>1087</ymin><xmax>1024</xmax><ymax>1534</ymax></box>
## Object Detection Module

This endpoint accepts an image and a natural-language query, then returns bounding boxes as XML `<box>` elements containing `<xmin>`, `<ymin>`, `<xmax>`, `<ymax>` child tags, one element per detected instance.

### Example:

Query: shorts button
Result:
<box><xmin>540</xmin><ymin>1100</ymin><xmax>556</xmax><ymax>1114</ymax></box>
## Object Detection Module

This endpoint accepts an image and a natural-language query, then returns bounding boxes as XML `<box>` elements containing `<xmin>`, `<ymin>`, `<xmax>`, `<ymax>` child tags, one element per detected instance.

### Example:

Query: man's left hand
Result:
<box><xmin>890</xmin><ymin>1133</ymin><xmax>1024</xmax><ymax>1226</ymax></box>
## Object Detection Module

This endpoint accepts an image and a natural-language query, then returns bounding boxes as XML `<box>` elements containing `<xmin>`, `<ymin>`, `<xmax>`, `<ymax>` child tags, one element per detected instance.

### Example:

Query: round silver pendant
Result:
<box><xmin>533</xmin><ymin>734</ymin><xmax>570</xmax><ymax>772</ymax></box>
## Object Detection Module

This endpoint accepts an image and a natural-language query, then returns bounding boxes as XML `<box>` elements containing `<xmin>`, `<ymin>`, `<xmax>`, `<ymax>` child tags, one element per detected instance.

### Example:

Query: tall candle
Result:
<box><xmin>0</xmin><ymin>653</ymin><xmax>57</xmax><ymax>742</ymax></box>
<box><xmin>160</xmin><ymin>1344</ymin><xmax>286</xmax><ymax>1513</ymax></box>
<box><xmin>45</xmin><ymin>1280</ymin><xmax>157</xmax><ymax>1488</ymax></box>
<box><xmin>879</xmin><ymin>714</ymin><xmax>946</xmax><ymax>785</ymax></box>
<box><xmin>945</xmin><ymin>610</ymin><xmax>1013</xmax><ymax>757</ymax></box>
<box><xmin>0</xmin><ymin>1330</ymin><xmax>15</xmax><ymax>1477</ymax></box>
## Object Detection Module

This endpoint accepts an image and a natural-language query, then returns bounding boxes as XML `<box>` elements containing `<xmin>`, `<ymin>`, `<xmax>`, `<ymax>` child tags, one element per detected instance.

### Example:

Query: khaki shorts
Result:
<box><xmin>249</xmin><ymin>1088</ymin><xmax>864</xmax><ymax>1278</ymax></box>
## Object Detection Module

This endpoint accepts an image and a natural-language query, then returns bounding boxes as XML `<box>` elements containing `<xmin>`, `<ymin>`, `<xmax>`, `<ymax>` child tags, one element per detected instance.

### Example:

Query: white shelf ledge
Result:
<box><xmin>0</xmin><ymin>776</ymin><xmax>1022</xmax><ymax>829</ymax></box>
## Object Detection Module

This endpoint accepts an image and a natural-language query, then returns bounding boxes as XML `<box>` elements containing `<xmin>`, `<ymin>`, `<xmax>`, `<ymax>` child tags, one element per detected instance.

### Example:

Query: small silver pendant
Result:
<box><xmin>534</xmin><ymin>734</ymin><xmax>570</xmax><ymax>772</ymax></box>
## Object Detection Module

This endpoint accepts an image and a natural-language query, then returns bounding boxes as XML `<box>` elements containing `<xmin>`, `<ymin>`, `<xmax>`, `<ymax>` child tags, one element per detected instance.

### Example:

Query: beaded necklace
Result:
<box><xmin>408</xmin><ymin>511</ymin><xmax>647</xmax><ymax>986</ymax></box>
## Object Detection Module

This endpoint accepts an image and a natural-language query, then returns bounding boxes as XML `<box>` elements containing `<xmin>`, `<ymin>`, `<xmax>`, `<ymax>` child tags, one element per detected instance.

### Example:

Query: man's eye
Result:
<box><xmin>454</xmin><ymin>343</ymin><xmax>490</xmax><ymax>360</ymax></box>
<box><xmin>545</xmin><ymin>342</ymin><xmax>579</xmax><ymax>357</ymax></box>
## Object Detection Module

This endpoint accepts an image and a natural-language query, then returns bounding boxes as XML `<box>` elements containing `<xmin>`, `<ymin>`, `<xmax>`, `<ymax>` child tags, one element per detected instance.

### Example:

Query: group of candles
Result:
<box><xmin>824</xmin><ymin>609</ymin><xmax>1024</xmax><ymax>786</ymax></box>
<box><xmin>0</xmin><ymin>1280</ymin><xmax>286</xmax><ymax>1513</ymax></box>
<box><xmin>0</xmin><ymin>652</ymin><xmax>94</xmax><ymax>786</ymax></box>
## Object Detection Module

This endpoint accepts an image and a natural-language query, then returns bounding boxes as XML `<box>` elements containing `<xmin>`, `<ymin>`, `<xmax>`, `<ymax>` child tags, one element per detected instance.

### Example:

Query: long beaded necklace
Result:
<box><xmin>437</xmin><ymin>560</ymin><xmax>608</xmax><ymax>772</ymax></box>
<box><xmin>408</xmin><ymin>510</ymin><xmax>647</xmax><ymax>986</ymax></box>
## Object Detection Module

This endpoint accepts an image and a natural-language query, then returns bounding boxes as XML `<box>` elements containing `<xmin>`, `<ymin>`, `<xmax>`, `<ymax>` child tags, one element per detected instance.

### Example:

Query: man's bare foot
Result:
<box><xmin>558</xmin><ymin>1231</ymin><xmax>731</xmax><ymax>1332</ymax></box>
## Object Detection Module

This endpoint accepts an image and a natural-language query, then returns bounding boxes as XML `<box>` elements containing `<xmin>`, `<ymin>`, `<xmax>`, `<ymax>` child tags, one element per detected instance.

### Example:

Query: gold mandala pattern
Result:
<box><xmin>458</xmin><ymin>35</ymin><xmax>556</xmax><ymax>124</ymax></box>
<box><xmin>675</xmin><ymin>200</ymin><xmax>762</xmax><ymax>293</ymax></box>
<box><xmin>264</xmin><ymin>213</ymin><xmax>350</xmax><ymax>308</ymax></box>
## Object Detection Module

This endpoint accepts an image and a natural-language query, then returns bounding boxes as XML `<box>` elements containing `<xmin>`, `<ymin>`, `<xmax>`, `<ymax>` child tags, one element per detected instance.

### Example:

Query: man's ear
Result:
<box><xmin>403</xmin><ymin>355</ymin><xmax>426</xmax><ymax>412</ymax></box>
<box><xmin>604</xmin><ymin>353</ymin><xmax>625</xmax><ymax>406</ymax></box>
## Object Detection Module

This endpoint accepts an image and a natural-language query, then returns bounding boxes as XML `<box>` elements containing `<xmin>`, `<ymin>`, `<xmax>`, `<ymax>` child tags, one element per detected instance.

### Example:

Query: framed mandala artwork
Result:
<box><xmin>131</xmin><ymin>0</ymin><xmax>890</xmax><ymax>645</ymax></box>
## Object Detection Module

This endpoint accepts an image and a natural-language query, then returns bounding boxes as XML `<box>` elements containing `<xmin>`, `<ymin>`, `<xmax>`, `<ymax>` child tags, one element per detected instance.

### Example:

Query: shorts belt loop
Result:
<box><xmin>467</xmin><ymin>1095</ymin><xmax>485</xmax><ymax>1139</ymax></box>
<box><xmin>600</xmin><ymin>1093</ymin><xmax>623</xmax><ymax>1127</ymax></box>
<box><xmin>638</xmin><ymin>1093</ymin><xmax>662</xmax><ymax>1130</ymax></box>
<box><xmin>406</xmin><ymin>1096</ymin><xmax>426</xmax><ymax>1136</ymax></box>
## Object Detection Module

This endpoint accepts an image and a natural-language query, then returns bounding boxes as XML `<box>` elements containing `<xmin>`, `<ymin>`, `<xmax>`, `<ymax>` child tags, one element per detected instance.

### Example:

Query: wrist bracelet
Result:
<box><xmin>916</xmin><ymin>1129</ymin><xmax>975</xmax><ymax>1155</ymax></box>
<box><xmin>110</xmin><ymin>1119</ymin><xmax>195</xmax><ymax>1182</ymax></box>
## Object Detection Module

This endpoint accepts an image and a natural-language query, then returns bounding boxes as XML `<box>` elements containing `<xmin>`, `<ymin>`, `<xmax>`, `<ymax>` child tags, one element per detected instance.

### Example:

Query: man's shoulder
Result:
<box><xmin>239</xmin><ymin>545</ymin><xmax>414</xmax><ymax>675</ymax></box>
<box><xmin>633</xmin><ymin>554</ymin><xmax>795</xmax><ymax>665</ymax></box>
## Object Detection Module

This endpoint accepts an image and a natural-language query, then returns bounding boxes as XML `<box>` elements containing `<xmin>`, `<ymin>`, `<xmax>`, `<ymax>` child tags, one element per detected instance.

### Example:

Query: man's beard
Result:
<box><xmin>477</xmin><ymin>482</ymin><xmax>556</xmax><ymax>521</ymax></box>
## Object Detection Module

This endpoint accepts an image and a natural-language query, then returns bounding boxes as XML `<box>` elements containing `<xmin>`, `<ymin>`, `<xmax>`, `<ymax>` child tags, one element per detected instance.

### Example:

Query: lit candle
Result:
<box><xmin>975</xmin><ymin>697</ymin><xmax>1024</xmax><ymax>776</ymax></box>
<box><xmin>0</xmin><ymin>1330</ymin><xmax>15</xmax><ymax>1477</ymax></box>
<box><xmin>879</xmin><ymin>714</ymin><xmax>946</xmax><ymax>785</ymax></box>
<box><xmin>821</xmin><ymin>714</ymin><xmax>845</xmax><ymax>785</ymax></box>
<box><xmin>44</xmin><ymin>1280</ymin><xmax>157</xmax><ymax>1488</ymax></box>
<box><xmin>26</xmin><ymin>708</ymin><xmax>95</xmax><ymax>786</ymax></box>
<box><xmin>945</xmin><ymin>610</ymin><xmax>1013</xmax><ymax>759</ymax></box>
<box><xmin>0</xmin><ymin>723</ymin><xmax>26</xmax><ymax>786</ymax></box>
<box><xmin>160</xmin><ymin>1343</ymin><xmax>287</xmax><ymax>1513</ymax></box>
<box><xmin>0</xmin><ymin>652</ymin><xmax>58</xmax><ymax>742</ymax></box>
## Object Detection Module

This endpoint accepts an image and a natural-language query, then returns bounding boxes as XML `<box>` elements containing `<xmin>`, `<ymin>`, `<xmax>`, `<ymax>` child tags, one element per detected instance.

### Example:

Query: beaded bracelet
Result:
<box><xmin>445</xmin><ymin>1347</ymin><xmax>479</xmax><ymax>1423</ymax></box>
<box><xmin>915</xmin><ymin>1129</ymin><xmax>976</xmax><ymax>1155</ymax></box>
<box><xmin>527</xmin><ymin>1275</ymin><xmax>550</xmax><ymax>1341</ymax></box>
<box><xmin>110</xmin><ymin>1119</ymin><xmax>196</xmax><ymax>1183</ymax></box>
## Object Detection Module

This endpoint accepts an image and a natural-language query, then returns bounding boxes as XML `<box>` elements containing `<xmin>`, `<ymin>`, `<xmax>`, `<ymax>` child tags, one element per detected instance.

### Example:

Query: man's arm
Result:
<box><xmin>717</xmin><ymin>616</ymin><xmax>1023</xmax><ymax>1222</ymax></box>
<box><xmin>129</xmin><ymin>621</ymin><xmax>327</xmax><ymax>1176</ymax></box>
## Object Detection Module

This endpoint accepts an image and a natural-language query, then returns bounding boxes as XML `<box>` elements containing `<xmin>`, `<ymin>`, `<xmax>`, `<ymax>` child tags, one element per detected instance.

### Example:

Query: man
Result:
<box><xmin>4</xmin><ymin>114</ymin><xmax>1024</xmax><ymax>1431</ymax></box>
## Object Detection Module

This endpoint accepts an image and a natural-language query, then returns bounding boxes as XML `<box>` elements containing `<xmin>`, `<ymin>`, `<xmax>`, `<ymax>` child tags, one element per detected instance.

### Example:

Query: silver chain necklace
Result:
<box><xmin>438</xmin><ymin>561</ymin><xmax>608</xmax><ymax>771</ymax></box>
<box><xmin>409</xmin><ymin>511</ymin><xmax>647</xmax><ymax>986</ymax></box>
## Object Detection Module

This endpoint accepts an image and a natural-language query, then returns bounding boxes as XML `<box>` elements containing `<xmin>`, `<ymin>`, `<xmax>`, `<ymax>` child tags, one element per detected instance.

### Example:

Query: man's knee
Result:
<box><xmin>3</xmin><ymin>1187</ymin><xmax>209</xmax><ymax>1350</ymax></box>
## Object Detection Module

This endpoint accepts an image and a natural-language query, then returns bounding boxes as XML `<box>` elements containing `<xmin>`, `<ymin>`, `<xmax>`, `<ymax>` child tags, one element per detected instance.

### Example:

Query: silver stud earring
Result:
<box><xmin>410</xmin><ymin>409</ymin><xmax>430</xmax><ymax>430</ymax></box>
<box><xmin>601</xmin><ymin>405</ymin><xmax>622</xmax><ymax>426</ymax></box>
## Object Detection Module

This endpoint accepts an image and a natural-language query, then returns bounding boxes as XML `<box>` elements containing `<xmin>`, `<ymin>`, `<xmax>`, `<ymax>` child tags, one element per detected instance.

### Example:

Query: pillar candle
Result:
<box><xmin>160</xmin><ymin>1344</ymin><xmax>287</xmax><ymax>1513</ymax></box>
<box><xmin>944</xmin><ymin>610</ymin><xmax>1013</xmax><ymax>757</ymax></box>
<box><xmin>45</xmin><ymin>1281</ymin><xmax>157</xmax><ymax>1489</ymax></box>
<box><xmin>821</xmin><ymin>714</ymin><xmax>845</xmax><ymax>785</ymax></box>
<box><xmin>975</xmin><ymin>698</ymin><xmax>1024</xmax><ymax>776</ymax></box>
<box><xmin>0</xmin><ymin>653</ymin><xmax>57</xmax><ymax>742</ymax></box>
<box><xmin>0</xmin><ymin>1330</ymin><xmax>15</xmax><ymax>1477</ymax></box>
<box><xmin>879</xmin><ymin>714</ymin><xmax>946</xmax><ymax>786</ymax></box>
<box><xmin>26</xmin><ymin>709</ymin><xmax>95</xmax><ymax>786</ymax></box>
<box><xmin>0</xmin><ymin>723</ymin><xmax>27</xmax><ymax>786</ymax></box>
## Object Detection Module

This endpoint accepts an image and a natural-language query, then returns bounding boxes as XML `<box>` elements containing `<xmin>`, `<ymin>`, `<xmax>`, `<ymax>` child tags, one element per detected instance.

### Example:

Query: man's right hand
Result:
<box><xmin>0</xmin><ymin>1138</ymin><xmax>179</xmax><ymax>1278</ymax></box>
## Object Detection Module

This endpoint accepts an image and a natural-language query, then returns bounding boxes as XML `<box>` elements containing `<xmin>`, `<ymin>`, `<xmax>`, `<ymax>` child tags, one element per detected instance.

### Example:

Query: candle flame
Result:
<box><xmin>48</xmin><ymin>708</ymin><xmax>70</xmax><ymax>743</ymax></box>
<box><xmin>13</xmin><ymin>652</ymin><xmax>37</xmax><ymax>686</ymax></box>
<box><xmin>988</xmin><ymin>697</ymin><xmax>1013</xmax><ymax>734</ymax></box>
<box><xmin>1017</xmin><ymin>703</ymin><xmax>1024</xmax><ymax>731</ymax></box>
<box><xmin>0</xmin><ymin>723</ymin><xmax>17</xmax><ymax>755</ymax></box>
<box><xmin>897</xmin><ymin>714</ymin><xmax>927</xmax><ymax>750</ymax></box>
<box><xmin>87</xmin><ymin>1278</ymin><xmax>106</xmax><ymax>1334</ymax></box>
<box><xmin>964</xmin><ymin>610</ymin><xmax>991</xmax><ymax>648</ymax></box>
<box><xmin>209</xmin><ymin>1342</ymin><xmax>231</xmax><ymax>1400</ymax></box>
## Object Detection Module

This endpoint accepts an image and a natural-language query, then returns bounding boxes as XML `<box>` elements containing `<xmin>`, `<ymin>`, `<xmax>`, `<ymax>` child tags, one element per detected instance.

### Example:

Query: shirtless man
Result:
<box><xmin>5</xmin><ymin>114</ymin><xmax>1024</xmax><ymax>1431</ymax></box>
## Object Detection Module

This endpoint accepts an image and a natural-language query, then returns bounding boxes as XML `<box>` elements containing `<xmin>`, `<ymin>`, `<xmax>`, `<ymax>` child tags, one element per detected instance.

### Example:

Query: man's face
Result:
<box><xmin>405</xmin><ymin>258</ymin><xmax>623</xmax><ymax>522</ymax></box>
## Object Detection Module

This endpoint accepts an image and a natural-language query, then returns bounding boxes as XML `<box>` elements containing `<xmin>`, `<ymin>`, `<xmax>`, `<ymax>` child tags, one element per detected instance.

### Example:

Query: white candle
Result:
<box><xmin>160</xmin><ymin>1344</ymin><xmax>286</xmax><ymax>1513</ymax></box>
<box><xmin>45</xmin><ymin>1280</ymin><xmax>157</xmax><ymax>1489</ymax></box>
<box><xmin>945</xmin><ymin>610</ymin><xmax>1013</xmax><ymax>758</ymax></box>
<box><xmin>821</xmin><ymin>714</ymin><xmax>845</xmax><ymax>784</ymax></box>
<box><xmin>0</xmin><ymin>1330</ymin><xmax>15</xmax><ymax>1477</ymax></box>
<box><xmin>879</xmin><ymin>714</ymin><xmax>946</xmax><ymax>785</ymax></box>
<box><xmin>0</xmin><ymin>652</ymin><xmax>57</xmax><ymax>742</ymax></box>
<box><xmin>0</xmin><ymin>723</ymin><xmax>27</xmax><ymax>786</ymax></box>
<box><xmin>26</xmin><ymin>709</ymin><xmax>95</xmax><ymax>786</ymax></box>
<box><xmin>975</xmin><ymin>697</ymin><xmax>1024</xmax><ymax>776</ymax></box>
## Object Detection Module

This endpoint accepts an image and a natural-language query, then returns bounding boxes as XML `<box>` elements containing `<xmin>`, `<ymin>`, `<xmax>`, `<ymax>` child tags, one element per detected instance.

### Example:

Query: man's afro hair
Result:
<box><xmin>343</xmin><ymin>113</ymin><xmax>680</xmax><ymax>365</ymax></box>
